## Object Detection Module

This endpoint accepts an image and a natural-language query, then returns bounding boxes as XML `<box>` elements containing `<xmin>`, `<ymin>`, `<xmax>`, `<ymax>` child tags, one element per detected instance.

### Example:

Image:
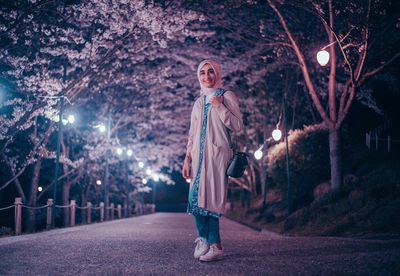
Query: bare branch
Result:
<box><xmin>354</xmin><ymin>0</ymin><xmax>371</xmax><ymax>82</ymax></box>
<box><xmin>358</xmin><ymin>52</ymin><xmax>400</xmax><ymax>85</ymax></box>
<box><xmin>267</xmin><ymin>0</ymin><xmax>333</xmax><ymax>126</ymax></box>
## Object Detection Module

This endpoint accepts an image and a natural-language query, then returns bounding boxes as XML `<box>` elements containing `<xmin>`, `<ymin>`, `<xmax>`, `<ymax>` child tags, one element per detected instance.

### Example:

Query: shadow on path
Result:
<box><xmin>1</xmin><ymin>213</ymin><xmax>399</xmax><ymax>275</ymax></box>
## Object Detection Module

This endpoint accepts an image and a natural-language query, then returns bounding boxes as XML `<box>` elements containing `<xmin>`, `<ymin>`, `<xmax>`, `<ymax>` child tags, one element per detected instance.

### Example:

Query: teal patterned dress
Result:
<box><xmin>187</xmin><ymin>88</ymin><xmax>226</xmax><ymax>218</ymax></box>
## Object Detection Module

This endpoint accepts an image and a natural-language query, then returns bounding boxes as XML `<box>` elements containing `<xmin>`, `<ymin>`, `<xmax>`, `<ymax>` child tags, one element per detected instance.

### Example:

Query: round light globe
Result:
<box><xmin>96</xmin><ymin>180</ymin><xmax>102</xmax><ymax>186</ymax></box>
<box><xmin>146</xmin><ymin>168</ymin><xmax>152</xmax><ymax>175</ymax></box>
<box><xmin>142</xmin><ymin>178</ymin><xmax>148</xmax><ymax>185</ymax></box>
<box><xmin>126</xmin><ymin>149</ymin><xmax>133</xmax><ymax>156</ymax></box>
<box><xmin>138</xmin><ymin>161</ymin><xmax>144</xmax><ymax>168</ymax></box>
<box><xmin>62</xmin><ymin>119</ymin><xmax>68</xmax><ymax>125</ymax></box>
<box><xmin>117</xmin><ymin>148</ymin><xmax>123</xmax><ymax>155</ymax></box>
<box><xmin>99</xmin><ymin>125</ymin><xmax>106</xmax><ymax>132</ymax></box>
<box><xmin>254</xmin><ymin>149</ymin><xmax>263</xmax><ymax>160</ymax></box>
<box><xmin>272</xmin><ymin>129</ymin><xmax>282</xmax><ymax>141</ymax></box>
<box><xmin>68</xmin><ymin>114</ymin><xmax>75</xmax><ymax>124</ymax></box>
<box><xmin>152</xmin><ymin>174</ymin><xmax>160</xmax><ymax>182</ymax></box>
<box><xmin>317</xmin><ymin>50</ymin><xmax>330</xmax><ymax>66</ymax></box>
<box><xmin>38</xmin><ymin>186</ymin><xmax>43</xmax><ymax>192</ymax></box>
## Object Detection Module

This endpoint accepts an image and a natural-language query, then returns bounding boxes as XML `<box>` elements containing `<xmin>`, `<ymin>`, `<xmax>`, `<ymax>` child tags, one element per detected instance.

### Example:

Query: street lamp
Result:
<box><xmin>52</xmin><ymin>96</ymin><xmax>69</xmax><ymax>226</ymax></box>
<box><xmin>138</xmin><ymin>161</ymin><xmax>144</xmax><ymax>168</ymax></box>
<box><xmin>282</xmin><ymin>94</ymin><xmax>292</xmax><ymax>215</ymax></box>
<box><xmin>317</xmin><ymin>50</ymin><xmax>330</xmax><ymax>66</ymax></box>
<box><xmin>96</xmin><ymin>180</ymin><xmax>102</xmax><ymax>186</ymax></box>
<box><xmin>254</xmin><ymin>146</ymin><xmax>263</xmax><ymax>160</ymax></box>
<box><xmin>99</xmin><ymin>124</ymin><xmax>106</xmax><ymax>133</ymax></box>
<box><xmin>272</xmin><ymin>129</ymin><xmax>282</xmax><ymax>141</ymax></box>
<box><xmin>103</xmin><ymin>111</ymin><xmax>111</xmax><ymax>221</ymax></box>
<box><xmin>67</xmin><ymin>114</ymin><xmax>75</xmax><ymax>124</ymax></box>
<box><xmin>152</xmin><ymin>173</ymin><xmax>160</xmax><ymax>182</ymax></box>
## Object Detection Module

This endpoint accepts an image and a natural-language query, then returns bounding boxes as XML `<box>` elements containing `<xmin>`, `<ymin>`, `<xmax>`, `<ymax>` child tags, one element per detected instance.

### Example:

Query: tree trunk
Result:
<box><xmin>62</xmin><ymin>182</ymin><xmax>71</xmax><ymax>226</ymax></box>
<box><xmin>329</xmin><ymin>126</ymin><xmax>343</xmax><ymax>190</ymax></box>
<box><xmin>80</xmin><ymin>182</ymin><xmax>89</xmax><ymax>223</ymax></box>
<box><xmin>26</xmin><ymin>157</ymin><xmax>43</xmax><ymax>232</ymax></box>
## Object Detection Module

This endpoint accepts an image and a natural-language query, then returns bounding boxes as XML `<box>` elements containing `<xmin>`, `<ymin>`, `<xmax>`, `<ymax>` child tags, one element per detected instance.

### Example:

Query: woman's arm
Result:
<box><xmin>214</xmin><ymin>91</ymin><xmax>243</xmax><ymax>132</ymax></box>
<box><xmin>183</xmin><ymin>100</ymin><xmax>199</xmax><ymax>179</ymax></box>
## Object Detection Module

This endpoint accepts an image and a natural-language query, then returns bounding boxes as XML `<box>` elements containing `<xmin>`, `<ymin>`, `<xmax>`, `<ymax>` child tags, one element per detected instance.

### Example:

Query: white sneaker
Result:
<box><xmin>194</xmin><ymin>237</ymin><xmax>209</xmax><ymax>259</ymax></box>
<box><xmin>199</xmin><ymin>245</ymin><xmax>224</xmax><ymax>262</ymax></box>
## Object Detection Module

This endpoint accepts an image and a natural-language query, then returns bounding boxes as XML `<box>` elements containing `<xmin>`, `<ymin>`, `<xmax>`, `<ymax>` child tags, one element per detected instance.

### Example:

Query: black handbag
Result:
<box><xmin>225</xmin><ymin>127</ymin><xmax>248</xmax><ymax>178</ymax></box>
<box><xmin>226</xmin><ymin>151</ymin><xmax>248</xmax><ymax>178</ymax></box>
<box><xmin>215</xmin><ymin>88</ymin><xmax>248</xmax><ymax>178</ymax></box>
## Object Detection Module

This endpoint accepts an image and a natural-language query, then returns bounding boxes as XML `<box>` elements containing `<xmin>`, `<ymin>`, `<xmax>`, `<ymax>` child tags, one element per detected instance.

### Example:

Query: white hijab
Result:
<box><xmin>197</xmin><ymin>60</ymin><xmax>223</xmax><ymax>96</ymax></box>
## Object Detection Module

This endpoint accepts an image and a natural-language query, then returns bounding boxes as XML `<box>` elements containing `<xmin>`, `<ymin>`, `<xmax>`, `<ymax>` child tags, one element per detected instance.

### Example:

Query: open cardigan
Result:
<box><xmin>187</xmin><ymin>90</ymin><xmax>243</xmax><ymax>215</ymax></box>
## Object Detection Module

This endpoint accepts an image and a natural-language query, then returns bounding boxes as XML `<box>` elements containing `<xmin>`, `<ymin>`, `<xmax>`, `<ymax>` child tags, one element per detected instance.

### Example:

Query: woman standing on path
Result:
<box><xmin>182</xmin><ymin>60</ymin><xmax>243</xmax><ymax>262</ymax></box>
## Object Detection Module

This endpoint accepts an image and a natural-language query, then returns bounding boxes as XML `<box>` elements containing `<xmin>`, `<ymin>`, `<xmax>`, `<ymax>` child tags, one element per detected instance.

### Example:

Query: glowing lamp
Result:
<box><xmin>152</xmin><ymin>174</ymin><xmax>160</xmax><ymax>182</ymax></box>
<box><xmin>68</xmin><ymin>114</ymin><xmax>75</xmax><ymax>124</ymax></box>
<box><xmin>254</xmin><ymin>149</ymin><xmax>263</xmax><ymax>160</ymax></box>
<box><xmin>317</xmin><ymin>50</ymin><xmax>330</xmax><ymax>66</ymax></box>
<box><xmin>272</xmin><ymin>129</ymin><xmax>282</xmax><ymax>141</ymax></box>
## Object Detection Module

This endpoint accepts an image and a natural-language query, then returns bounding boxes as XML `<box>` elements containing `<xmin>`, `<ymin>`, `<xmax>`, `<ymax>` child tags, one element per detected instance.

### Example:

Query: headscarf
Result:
<box><xmin>197</xmin><ymin>60</ymin><xmax>222</xmax><ymax>96</ymax></box>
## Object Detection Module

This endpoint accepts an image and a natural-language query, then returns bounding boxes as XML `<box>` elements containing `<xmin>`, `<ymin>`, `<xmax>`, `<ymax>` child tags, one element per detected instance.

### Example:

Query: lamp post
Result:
<box><xmin>52</xmin><ymin>97</ymin><xmax>64</xmax><ymax>227</ymax></box>
<box><xmin>255</xmin><ymin>137</ymin><xmax>275</xmax><ymax>206</ymax></box>
<box><xmin>282</xmin><ymin>94</ymin><xmax>292</xmax><ymax>215</ymax></box>
<box><xmin>103</xmin><ymin>111</ymin><xmax>111</xmax><ymax>221</ymax></box>
<box><xmin>117</xmin><ymin>147</ymin><xmax>132</xmax><ymax>217</ymax></box>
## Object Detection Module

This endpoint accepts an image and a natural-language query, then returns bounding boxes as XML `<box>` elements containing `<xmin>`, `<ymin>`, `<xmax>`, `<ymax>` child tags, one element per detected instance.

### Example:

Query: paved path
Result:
<box><xmin>1</xmin><ymin>213</ymin><xmax>399</xmax><ymax>275</ymax></box>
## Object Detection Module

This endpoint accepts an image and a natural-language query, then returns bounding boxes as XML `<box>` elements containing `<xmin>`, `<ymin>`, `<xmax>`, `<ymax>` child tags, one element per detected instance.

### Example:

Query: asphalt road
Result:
<box><xmin>0</xmin><ymin>213</ymin><xmax>399</xmax><ymax>275</ymax></box>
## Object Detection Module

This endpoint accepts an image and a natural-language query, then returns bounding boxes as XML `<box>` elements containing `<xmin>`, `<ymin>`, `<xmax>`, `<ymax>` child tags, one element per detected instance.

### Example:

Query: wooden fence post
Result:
<box><xmin>46</xmin><ymin>199</ymin><xmax>53</xmax><ymax>230</ymax></box>
<box><xmin>14</xmin><ymin>198</ymin><xmax>22</xmax><ymax>235</ymax></box>
<box><xmin>110</xmin><ymin>203</ymin><xmax>115</xmax><ymax>220</ymax></box>
<box><xmin>100</xmin><ymin>202</ymin><xmax>104</xmax><ymax>222</ymax></box>
<box><xmin>117</xmin><ymin>204</ymin><xmax>122</xmax><ymax>219</ymax></box>
<box><xmin>87</xmin><ymin>202</ymin><xmax>92</xmax><ymax>224</ymax></box>
<box><xmin>70</xmin><ymin>200</ymin><xmax>76</xmax><ymax>226</ymax></box>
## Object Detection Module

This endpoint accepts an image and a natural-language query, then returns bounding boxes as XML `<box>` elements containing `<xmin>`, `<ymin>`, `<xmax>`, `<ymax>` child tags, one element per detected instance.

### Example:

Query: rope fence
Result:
<box><xmin>0</xmin><ymin>205</ymin><xmax>15</xmax><ymax>211</ymax></box>
<box><xmin>22</xmin><ymin>204</ymin><xmax>50</xmax><ymax>210</ymax></box>
<box><xmin>1</xmin><ymin>198</ymin><xmax>155</xmax><ymax>236</ymax></box>
<box><xmin>55</xmin><ymin>205</ymin><xmax>71</xmax><ymax>208</ymax></box>
<box><xmin>75</xmin><ymin>206</ymin><xmax>89</xmax><ymax>210</ymax></box>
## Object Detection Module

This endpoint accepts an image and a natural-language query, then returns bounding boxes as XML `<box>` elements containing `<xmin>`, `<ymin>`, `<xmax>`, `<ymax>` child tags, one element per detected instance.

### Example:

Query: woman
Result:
<box><xmin>182</xmin><ymin>60</ymin><xmax>243</xmax><ymax>262</ymax></box>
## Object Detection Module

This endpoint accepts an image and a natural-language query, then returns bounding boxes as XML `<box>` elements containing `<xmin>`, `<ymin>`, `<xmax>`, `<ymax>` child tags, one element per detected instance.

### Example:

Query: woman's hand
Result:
<box><xmin>210</xmin><ymin>95</ymin><xmax>223</xmax><ymax>108</ymax></box>
<box><xmin>182</xmin><ymin>155</ymin><xmax>191</xmax><ymax>179</ymax></box>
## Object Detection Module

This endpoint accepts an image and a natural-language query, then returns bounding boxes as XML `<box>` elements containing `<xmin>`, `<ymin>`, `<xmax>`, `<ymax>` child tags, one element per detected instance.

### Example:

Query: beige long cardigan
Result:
<box><xmin>187</xmin><ymin>90</ymin><xmax>243</xmax><ymax>214</ymax></box>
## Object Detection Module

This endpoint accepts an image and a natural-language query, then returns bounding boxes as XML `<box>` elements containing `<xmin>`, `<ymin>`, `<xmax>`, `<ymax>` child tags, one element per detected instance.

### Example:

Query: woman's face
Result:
<box><xmin>199</xmin><ymin>63</ymin><xmax>216</xmax><ymax>88</ymax></box>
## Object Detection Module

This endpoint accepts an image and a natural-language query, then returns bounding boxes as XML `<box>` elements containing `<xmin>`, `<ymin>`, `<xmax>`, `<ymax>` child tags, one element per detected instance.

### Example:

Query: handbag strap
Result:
<box><xmin>214</xmin><ymin>88</ymin><xmax>236</xmax><ymax>153</ymax></box>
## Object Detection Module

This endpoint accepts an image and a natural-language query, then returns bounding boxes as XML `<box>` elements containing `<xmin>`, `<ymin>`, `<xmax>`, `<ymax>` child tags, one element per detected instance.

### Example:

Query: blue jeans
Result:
<box><xmin>194</xmin><ymin>214</ymin><xmax>221</xmax><ymax>244</ymax></box>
